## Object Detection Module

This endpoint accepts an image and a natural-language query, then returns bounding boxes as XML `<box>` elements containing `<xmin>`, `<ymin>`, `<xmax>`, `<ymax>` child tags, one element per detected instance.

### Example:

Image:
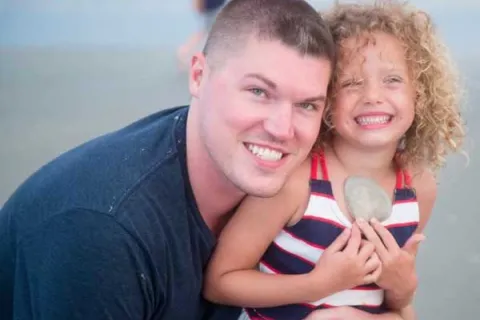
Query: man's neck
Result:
<box><xmin>186</xmin><ymin>105</ymin><xmax>246</xmax><ymax>235</ymax></box>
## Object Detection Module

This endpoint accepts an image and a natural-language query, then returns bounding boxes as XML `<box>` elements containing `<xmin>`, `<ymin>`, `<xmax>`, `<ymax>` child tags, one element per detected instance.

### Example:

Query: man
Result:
<box><xmin>0</xmin><ymin>0</ymin><xmax>335</xmax><ymax>319</ymax></box>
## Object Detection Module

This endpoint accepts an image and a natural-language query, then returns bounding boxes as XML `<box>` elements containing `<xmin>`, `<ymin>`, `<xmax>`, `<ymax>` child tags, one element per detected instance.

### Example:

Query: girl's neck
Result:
<box><xmin>329</xmin><ymin>136</ymin><xmax>398</xmax><ymax>180</ymax></box>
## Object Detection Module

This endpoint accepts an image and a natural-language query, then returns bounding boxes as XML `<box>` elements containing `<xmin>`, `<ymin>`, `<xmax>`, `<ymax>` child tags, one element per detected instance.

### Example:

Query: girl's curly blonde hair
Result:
<box><xmin>319</xmin><ymin>0</ymin><xmax>465</xmax><ymax>173</ymax></box>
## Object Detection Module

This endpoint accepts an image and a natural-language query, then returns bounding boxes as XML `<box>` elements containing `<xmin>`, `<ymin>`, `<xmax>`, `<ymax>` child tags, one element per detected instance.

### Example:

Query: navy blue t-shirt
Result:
<box><xmin>0</xmin><ymin>106</ymin><xmax>240</xmax><ymax>319</ymax></box>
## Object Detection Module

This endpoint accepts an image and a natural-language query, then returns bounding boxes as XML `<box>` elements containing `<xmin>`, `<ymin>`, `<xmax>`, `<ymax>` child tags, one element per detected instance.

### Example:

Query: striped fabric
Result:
<box><xmin>239</xmin><ymin>152</ymin><xmax>419</xmax><ymax>320</ymax></box>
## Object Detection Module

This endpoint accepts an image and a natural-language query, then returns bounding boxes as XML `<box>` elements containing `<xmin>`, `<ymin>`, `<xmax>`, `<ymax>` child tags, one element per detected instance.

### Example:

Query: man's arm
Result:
<box><xmin>304</xmin><ymin>306</ymin><xmax>404</xmax><ymax>320</ymax></box>
<box><xmin>13</xmin><ymin>209</ymin><xmax>162</xmax><ymax>320</ymax></box>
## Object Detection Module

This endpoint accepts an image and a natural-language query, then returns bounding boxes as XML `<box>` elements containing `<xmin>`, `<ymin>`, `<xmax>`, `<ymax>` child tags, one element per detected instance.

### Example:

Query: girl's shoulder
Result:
<box><xmin>408</xmin><ymin>166</ymin><xmax>437</xmax><ymax>233</ymax></box>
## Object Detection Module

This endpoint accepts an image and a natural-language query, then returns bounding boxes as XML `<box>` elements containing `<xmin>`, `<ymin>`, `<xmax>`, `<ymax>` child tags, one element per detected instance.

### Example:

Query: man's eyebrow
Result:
<box><xmin>244</xmin><ymin>73</ymin><xmax>326</xmax><ymax>103</ymax></box>
<box><xmin>243</xmin><ymin>73</ymin><xmax>277</xmax><ymax>89</ymax></box>
<box><xmin>301</xmin><ymin>94</ymin><xmax>327</xmax><ymax>103</ymax></box>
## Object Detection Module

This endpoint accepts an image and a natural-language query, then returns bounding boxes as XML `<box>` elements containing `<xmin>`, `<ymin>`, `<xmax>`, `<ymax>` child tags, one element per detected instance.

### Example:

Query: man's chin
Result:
<box><xmin>238</xmin><ymin>177</ymin><xmax>285</xmax><ymax>198</ymax></box>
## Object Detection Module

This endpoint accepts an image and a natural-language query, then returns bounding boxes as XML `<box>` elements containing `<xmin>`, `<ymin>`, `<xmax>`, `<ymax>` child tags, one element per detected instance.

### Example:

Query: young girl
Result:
<box><xmin>203</xmin><ymin>1</ymin><xmax>465</xmax><ymax>319</ymax></box>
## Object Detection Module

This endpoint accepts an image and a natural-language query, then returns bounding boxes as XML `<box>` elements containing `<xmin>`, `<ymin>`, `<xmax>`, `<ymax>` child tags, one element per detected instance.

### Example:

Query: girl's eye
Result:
<box><xmin>340</xmin><ymin>79</ymin><xmax>363</xmax><ymax>88</ymax></box>
<box><xmin>385</xmin><ymin>76</ymin><xmax>403</xmax><ymax>84</ymax></box>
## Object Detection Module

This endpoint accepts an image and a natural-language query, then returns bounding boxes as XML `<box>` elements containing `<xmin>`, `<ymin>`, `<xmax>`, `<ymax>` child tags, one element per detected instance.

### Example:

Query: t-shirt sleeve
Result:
<box><xmin>13</xmin><ymin>208</ymin><xmax>163</xmax><ymax>320</ymax></box>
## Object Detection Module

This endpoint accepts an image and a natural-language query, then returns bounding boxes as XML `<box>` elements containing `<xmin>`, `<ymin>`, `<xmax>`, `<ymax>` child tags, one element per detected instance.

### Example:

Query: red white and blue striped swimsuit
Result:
<box><xmin>239</xmin><ymin>152</ymin><xmax>419</xmax><ymax>320</ymax></box>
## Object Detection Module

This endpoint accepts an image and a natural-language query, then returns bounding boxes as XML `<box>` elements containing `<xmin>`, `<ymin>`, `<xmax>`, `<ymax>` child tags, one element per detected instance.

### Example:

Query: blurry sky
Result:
<box><xmin>0</xmin><ymin>0</ymin><xmax>479</xmax><ymax>58</ymax></box>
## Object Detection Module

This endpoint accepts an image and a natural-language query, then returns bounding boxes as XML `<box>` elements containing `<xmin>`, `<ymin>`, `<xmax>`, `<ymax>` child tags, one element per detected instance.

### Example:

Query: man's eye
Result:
<box><xmin>299</xmin><ymin>103</ymin><xmax>316</xmax><ymax>111</ymax></box>
<box><xmin>249</xmin><ymin>88</ymin><xmax>267</xmax><ymax>97</ymax></box>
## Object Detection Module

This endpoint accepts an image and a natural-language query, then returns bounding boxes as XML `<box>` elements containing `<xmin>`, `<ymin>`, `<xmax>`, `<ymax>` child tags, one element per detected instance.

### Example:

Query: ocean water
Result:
<box><xmin>0</xmin><ymin>47</ymin><xmax>190</xmax><ymax>199</ymax></box>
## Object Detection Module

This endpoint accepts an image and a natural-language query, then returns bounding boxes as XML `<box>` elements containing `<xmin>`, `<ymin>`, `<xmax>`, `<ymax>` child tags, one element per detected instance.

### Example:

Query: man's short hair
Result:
<box><xmin>203</xmin><ymin>0</ymin><xmax>336</xmax><ymax>67</ymax></box>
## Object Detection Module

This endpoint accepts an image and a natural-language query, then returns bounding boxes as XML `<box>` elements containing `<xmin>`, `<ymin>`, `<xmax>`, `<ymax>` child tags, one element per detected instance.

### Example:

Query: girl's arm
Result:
<box><xmin>384</xmin><ymin>168</ymin><xmax>437</xmax><ymax>316</ymax></box>
<box><xmin>411</xmin><ymin>168</ymin><xmax>437</xmax><ymax>235</ymax></box>
<box><xmin>203</xmin><ymin>160</ymin><xmax>335</xmax><ymax>307</ymax></box>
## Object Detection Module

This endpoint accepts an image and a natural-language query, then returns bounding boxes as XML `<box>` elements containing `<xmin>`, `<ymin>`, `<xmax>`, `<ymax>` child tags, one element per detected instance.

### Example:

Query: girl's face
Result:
<box><xmin>331</xmin><ymin>31</ymin><xmax>415</xmax><ymax>151</ymax></box>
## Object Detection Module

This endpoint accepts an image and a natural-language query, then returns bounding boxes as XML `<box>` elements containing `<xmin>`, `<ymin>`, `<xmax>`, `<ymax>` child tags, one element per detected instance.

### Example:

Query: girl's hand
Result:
<box><xmin>310</xmin><ymin>224</ymin><xmax>382</xmax><ymax>297</ymax></box>
<box><xmin>356</xmin><ymin>218</ymin><xmax>424</xmax><ymax>307</ymax></box>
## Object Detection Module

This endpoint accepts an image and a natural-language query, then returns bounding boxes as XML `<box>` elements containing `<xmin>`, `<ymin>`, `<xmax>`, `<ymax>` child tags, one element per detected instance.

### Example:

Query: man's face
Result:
<box><xmin>189</xmin><ymin>37</ymin><xmax>332</xmax><ymax>197</ymax></box>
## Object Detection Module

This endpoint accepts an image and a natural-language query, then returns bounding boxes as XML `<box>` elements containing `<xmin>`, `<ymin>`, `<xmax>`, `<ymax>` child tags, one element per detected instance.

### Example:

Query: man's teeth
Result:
<box><xmin>247</xmin><ymin>144</ymin><xmax>283</xmax><ymax>161</ymax></box>
<box><xmin>356</xmin><ymin>115</ymin><xmax>391</xmax><ymax>125</ymax></box>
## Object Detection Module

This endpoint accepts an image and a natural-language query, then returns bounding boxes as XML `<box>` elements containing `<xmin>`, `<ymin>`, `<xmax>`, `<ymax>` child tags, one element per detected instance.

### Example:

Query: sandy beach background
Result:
<box><xmin>1</xmin><ymin>1</ymin><xmax>479</xmax><ymax>318</ymax></box>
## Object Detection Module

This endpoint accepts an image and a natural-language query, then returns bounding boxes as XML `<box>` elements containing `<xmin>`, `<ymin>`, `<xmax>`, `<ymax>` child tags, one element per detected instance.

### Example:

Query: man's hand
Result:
<box><xmin>356</xmin><ymin>218</ymin><xmax>423</xmax><ymax>309</ymax></box>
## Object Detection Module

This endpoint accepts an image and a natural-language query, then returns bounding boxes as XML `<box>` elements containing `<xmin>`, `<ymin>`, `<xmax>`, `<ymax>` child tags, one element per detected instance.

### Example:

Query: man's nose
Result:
<box><xmin>263</xmin><ymin>103</ymin><xmax>295</xmax><ymax>141</ymax></box>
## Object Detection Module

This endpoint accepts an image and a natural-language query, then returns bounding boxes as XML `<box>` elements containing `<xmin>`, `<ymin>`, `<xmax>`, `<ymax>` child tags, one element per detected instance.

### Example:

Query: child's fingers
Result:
<box><xmin>370</xmin><ymin>218</ymin><xmax>400</xmax><ymax>251</ymax></box>
<box><xmin>344</xmin><ymin>224</ymin><xmax>362</xmax><ymax>255</ymax></box>
<box><xmin>403</xmin><ymin>233</ymin><xmax>426</xmax><ymax>257</ymax></box>
<box><xmin>356</xmin><ymin>219</ymin><xmax>389</xmax><ymax>260</ymax></box>
<box><xmin>325</xmin><ymin>227</ymin><xmax>351</xmax><ymax>253</ymax></box>
<box><xmin>363</xmin><ymin>262</ymin><xmax>382</xmax><ymax>284</ymax></box>
<box><xmin>363</xmin><ymin>252</ymin><xmax>381</xmax><ymax>274</ymax></box>
<box><xmin>358</xmin><ymin>241</ymin><xmax>375</xmax><ymax>263</ymax></box>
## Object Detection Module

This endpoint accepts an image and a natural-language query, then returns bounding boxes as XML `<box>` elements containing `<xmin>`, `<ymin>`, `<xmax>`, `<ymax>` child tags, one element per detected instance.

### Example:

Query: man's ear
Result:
<box><xmin>189</xmin><ymin>52</ymin><xmax>207</xmax><ymax>98</ymax></box>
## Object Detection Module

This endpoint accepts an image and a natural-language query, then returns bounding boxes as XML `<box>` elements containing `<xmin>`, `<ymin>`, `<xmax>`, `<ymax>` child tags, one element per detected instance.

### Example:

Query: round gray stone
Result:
<box><xmin>344</xmin><ymin>175</ymin><xmax>392</xmax><ymax>222</ymax></box>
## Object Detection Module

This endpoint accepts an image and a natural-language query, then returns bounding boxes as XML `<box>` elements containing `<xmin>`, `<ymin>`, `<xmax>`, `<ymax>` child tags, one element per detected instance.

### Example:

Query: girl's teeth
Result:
<box><xmin>247</xmin><ymin>144</ymin><xmax>283</xmax><ymax>161</ymax></box>
<box><xmin>356</xmin><ymin>115</ymin><xmax>391</xmax><ymax>125</ymax></box>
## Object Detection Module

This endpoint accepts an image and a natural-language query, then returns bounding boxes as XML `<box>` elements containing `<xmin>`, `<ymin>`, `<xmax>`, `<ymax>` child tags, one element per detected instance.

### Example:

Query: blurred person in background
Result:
<box><xmin>177</xmin><ymin>0</ymin><xmax>227</xmax><ymax>68</ymax></box>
